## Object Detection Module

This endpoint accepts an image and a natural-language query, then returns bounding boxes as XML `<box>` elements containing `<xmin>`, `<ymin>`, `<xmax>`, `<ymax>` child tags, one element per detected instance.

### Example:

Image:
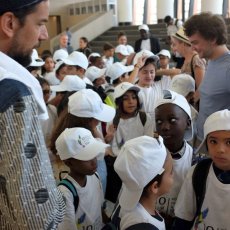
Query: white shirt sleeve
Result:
<box><xmin>57</xmin><ymin>186</ymin><xmax>78</xmax><ymax>230</ymax></box>
<box><xmin>174</xmin><ymin>166</ymin><xmax>197</xmax><ymax>221</ymax></box>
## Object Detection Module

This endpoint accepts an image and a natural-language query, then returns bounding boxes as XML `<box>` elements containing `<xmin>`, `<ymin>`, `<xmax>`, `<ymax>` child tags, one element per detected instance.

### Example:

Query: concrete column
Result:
<box><xmin>157</xmin><ymin>0</ymin><xmax>174</xmax><ymax>21</ymax></box>
<box><xmin>201</xmin><ymin>0</ymin><xmax>223</xmax><ymax>14</ymax></box>
<box><xmin>117</xmin><ymin>0</ymin><xmax>133</xmax><ymax>25</ymax></box>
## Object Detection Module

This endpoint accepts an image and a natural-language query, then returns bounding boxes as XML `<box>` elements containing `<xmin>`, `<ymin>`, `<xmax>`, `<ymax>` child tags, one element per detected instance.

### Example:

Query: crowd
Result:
<box><xmin>0</xmin><ymin>1</ymin><xmax>230</xmax><ymax>230</ymax></box>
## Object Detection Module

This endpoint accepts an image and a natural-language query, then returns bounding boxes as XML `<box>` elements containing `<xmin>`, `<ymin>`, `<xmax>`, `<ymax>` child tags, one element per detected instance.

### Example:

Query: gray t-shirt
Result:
<box><xmin>197</xmin><ymin>52</ymin><xmax>230</xmax><ymax>139</ymax></box>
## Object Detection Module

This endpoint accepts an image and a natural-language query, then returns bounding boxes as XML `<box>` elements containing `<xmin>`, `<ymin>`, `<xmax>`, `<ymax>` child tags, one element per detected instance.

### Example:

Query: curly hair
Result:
<box><xmin>184</xmin><ymin>12</ymin><xmax>227</xmax><ymax>45</ymax></box>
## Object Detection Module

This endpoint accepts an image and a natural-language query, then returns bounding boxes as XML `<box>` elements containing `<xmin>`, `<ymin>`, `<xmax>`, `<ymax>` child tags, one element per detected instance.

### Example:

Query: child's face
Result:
<box><xmin>94</xmin><ymin>76</ymin><xmax>106</xmax><ymax>87</ymax></box>
<box><xmin>69</xmin><ymin>158</ymin><xmax>98</xmax><ymax>176</ymax></box>
<box><xmin>207</xmin><ymin>130</ymin><xmax>230</xmax><ymax>171</ymax></box>
<box><xmin>138</xmin><ymin>63</ymin><xmax>155</xmax><ymax>87</ymax></box>
<box><xmin>159</xmin><ymin>55</ymin><xmax>169</xmax><ymax>69</ymax></box>
<box><xmin>122</xmin><ymin>91</ymin><xmax>138</xmax><ymax>115</ymax></box>
<box><xmin>158</xmin><ymin>154</ymin><xmax>174</xmax><ymax>196</ymax></box>
<box><xmin>155</xmin><ymin>104</ymin><xmax>190</xmax><ymax>152</ymax></box>
<box><xmin>56</xmin><ymin>65</ymin><xmax>67</xmax><ymax>81</ymax></box>
<box><xmin>42</xmin><ymin>83</ymin><xmax>51</xmax><ymax>103</ymax></box>
<box><xmin>104</xmin><ymin>49</ymin><xmax>114</xmax><ymax>58</ymax></box>
<box><xmin>44</xmin><ymin>57</ymin><xmax>55</xmax><ymax>72</ymax></box>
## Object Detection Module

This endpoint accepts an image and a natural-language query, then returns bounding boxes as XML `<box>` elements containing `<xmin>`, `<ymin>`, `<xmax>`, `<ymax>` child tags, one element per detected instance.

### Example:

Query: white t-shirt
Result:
<box><xmin>174</xmin><ymin>164</ymin><xmax>230</xmax><ymax>230</ymax></box>
<box><xmin>111</xmin><ymin>112</ymin><xmax>154</xmax><ymax>156</ymax></box>
<box><xmin>120</xmin><ymin>203</ymin><xmax>165</xmax><ymax>230</ymax></box>
<box><xmin>58</xmin><ymin>174</ymin><xmax>104</xmax><ymax>230</ymax></box>
<box><xmin>138</xmin><ymin>76</ymin><xmax>171</xmax><ymax>122</ymax></box>
<box><xmin>156</xmin><ymin>142</ymin><xmax>193</xmax><ymax>217</ymax></box>
<box><xmin>140</xmin><ymin>39</ymin><xmax>151</xmax><ymax>51</ymax></box>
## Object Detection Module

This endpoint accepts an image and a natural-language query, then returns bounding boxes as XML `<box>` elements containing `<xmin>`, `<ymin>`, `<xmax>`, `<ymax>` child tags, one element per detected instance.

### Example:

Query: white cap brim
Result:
<box><xmin>119</xmin><ymin>184</ymin><xmax>143</xmax><ymax>211</ymax></box>
<box><xmin>93</xmin><ymin>103</ymin><xmax>116</xmax><ymax>122</ymax></box>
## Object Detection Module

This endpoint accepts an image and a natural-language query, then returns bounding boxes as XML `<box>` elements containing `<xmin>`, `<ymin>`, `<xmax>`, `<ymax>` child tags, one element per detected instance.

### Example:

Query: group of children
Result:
<box><xmin>31</xmin><ymin>39</ymin><xmax>230</xmax><ymax>230</ymax></box>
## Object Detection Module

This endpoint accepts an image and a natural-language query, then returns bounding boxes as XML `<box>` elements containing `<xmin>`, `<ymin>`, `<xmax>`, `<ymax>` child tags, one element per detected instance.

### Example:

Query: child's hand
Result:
<box><xmin>135</xmin><ymin>55</ymin><xmax>148</xmax><ymax>69</ymax></box>
<box><xmin>104</xmin><ymin>124</ymin><xmax>116</xmax><ymax>143</ymax></box>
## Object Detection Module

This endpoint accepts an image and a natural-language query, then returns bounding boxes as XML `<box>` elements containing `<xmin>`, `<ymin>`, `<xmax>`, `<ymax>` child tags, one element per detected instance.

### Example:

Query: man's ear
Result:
<box><xmin>0</xmin><ymin>12</ymin><xmax>19</xmax><ymax>38</ymax></box>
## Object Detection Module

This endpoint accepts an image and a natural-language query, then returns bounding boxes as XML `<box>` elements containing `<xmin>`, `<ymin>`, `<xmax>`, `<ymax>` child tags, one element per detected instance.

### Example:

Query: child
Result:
<box><xmin>173</xmin><ymin>109</ymin><xmax>230</xmax><ymax>230</ymax></box>
<box><xmin>114</xmin><ymin>135</ymin><xmax>173</xmax><ymax>229</ymax></box>
<box><xmin>110</xmin><ymin>82</ymin><xmax>154</xmax><ymax>156</ymax></box>
<box><xmin>157</xmin><ymin>49</ymin><xmax>171</xmax><ymax>70</ymax></box>
<box><xmin>102</xmin><ymin>42</ymin><xmax>114</xmax><ymax>68</ymax></box>
<box><xmin>36</xmin><ymin>77</ymin><xmax>57</xmax><ymax>146</ymax></box>
<box><xmin>56</xmin><ymin>127</ymin><xmax>108</xmax><ymax>230</ymax></box>
<box><xmin>105</xmin><ymin>82</ymin><xmax>154</xmax><ymax>204</ymax></box>
<box><xmin>154</xmin><ymin>90</ymin><xmax>193</xmax><ymax>228</ymax></box>
<box><xmin>133</xmin><ymin>50</ymin><xmax>172</xmax><ymax>122</ymax></box>
<box><xmin>170</xmin><ymin>73</ymin><xmax>198</xmax><ymax>148</ymax></box>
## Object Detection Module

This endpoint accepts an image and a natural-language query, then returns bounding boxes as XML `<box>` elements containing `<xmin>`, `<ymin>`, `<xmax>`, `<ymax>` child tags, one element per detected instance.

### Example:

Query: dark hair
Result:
<box><xmin>141</xmin><ymin>57</ymin><xmax>158</xmax><ymax>70</ymax></box>
<box><xmin>27</xmin><ymin>66</ymin><xmax>40</xmax><ymax>73</ymax></box>
<box><xmin>184</xmin><ymin>12</ymin><xmax>227</xmax><ymax>45</ymax></box>
<box><xmin>141</xmin><ymin>173</ymin><xmax>164</xmax><ymax>198</ymax></box>
<box><xmin>57</xmin><ymin>91</ymin><xmax>75</xmax><ymax>116</ymax></box>
<box><xmin>115</xmin><ymin>90</ymin><xmax>141</xmax><ymax>116</ymax></box>
<box><xmin>41</xmin><ymin>49</ymin><xmax>52</xmax><ymax>59</ymax></box>
<box><xmin>164</xmin><ymin>15</ymin><xmax>172</xmax><ymax>24</ymax></box>
<box><xmin>49</xmin><ymin>108</ymin><xmax>94</xmax><ymax>154</ymax></box>
<box><xmin>36</xmin><ymin>76</ymin><xmax>49</xmax><ymax>86</ymax></box>
<box><xmin>103</xmin><ymin>42</ymin><xmax>114</xmax><ymax>51</ymax></box>
<box><xmin>41</xmin><ymin>54</ymin><xmax>54</xmax><ymax>75</ymax></box>
<box><xmin>117</xmin><ymin>31</ymin><xmax>127</xmax><ymax>40</ymax></box>
<box><xmin>80</xmin><ymin>37</ymin><xmax>89</xmax><ymax>47</ymax></box>
<box><xmin>6</xmin><ymin>1</ymin><xmax>46</xmax><ymax>25</ymax></box>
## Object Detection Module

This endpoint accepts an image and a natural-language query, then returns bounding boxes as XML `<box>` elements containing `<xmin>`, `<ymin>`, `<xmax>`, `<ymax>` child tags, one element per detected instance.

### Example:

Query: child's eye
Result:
<box><xmin>170</xmin><ymin>118</ymin><xmax>176</xmax><ymax>123</ymax></box>
<box><xmin>156</xmin><ymin>119</ymin><xmax>162</xmax><ymax>125</ymax></box>
<box><xmin>226</xmin><ymin>140</ymin><xmax>230</xmax><ymax>145</ymax></box>
<box><xmin>209</xmin><ymin>139</ymin><xmax>217</xmax><ymax>144</ymax></box>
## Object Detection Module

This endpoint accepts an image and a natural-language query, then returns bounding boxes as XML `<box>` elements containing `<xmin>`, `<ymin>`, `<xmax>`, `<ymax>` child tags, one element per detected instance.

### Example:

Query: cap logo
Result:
<box><xmin>77</xmin><ymin>134</ymin><xmax>91</xmax><ymax>148</ymax></box>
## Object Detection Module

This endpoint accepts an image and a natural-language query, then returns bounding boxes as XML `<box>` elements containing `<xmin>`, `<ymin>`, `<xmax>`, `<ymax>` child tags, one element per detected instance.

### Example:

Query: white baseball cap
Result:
<box><xmin>196</xmin><ymin>109</ymin><xmax>230</xmax><ymax>154</ymax></box>
<box><xmin>106</xmin><ymin>62</ymin><xmax>134</xmax><ymax>82</ymax></box>
<box><xmin>114</xmin><ymin>82</ymin><xmax>140</xmax><ymax>100</ymax></box>
<box><xmin>53</xmin><ymin>49</ymin><xmax>69</xmax><ymax>62</ymax></box>
<box><xmin>133</xmin><ymin>50</ymin><xmax>159</xmax><ymax>66</ymax></box>
<box><xmin>115</xmin><ymin>45</ymin><xmax>129</xmax><ymax>56</ymax></box>
<box><xmin>88</xmin><ymin>52</ymin><xmax>101</xmax><ymax>61</ymax></box>
<box><xmin>30</xmin><ymin>49</ymin><xmax>44</xmax><ymax>67</ymax></box>
<box><xmin>50</xmin><ymin>75</ymin><xmax>86</xmax><ymax>92</ymax></box>
<box><xmin>155</xmin><ymin>90</ymin><xmax>193</xmax><ymax>141</ymax></box>
<box><xmin>170</xmin><ymin>74</ymin><xmax>195</xmax><ymax>97</ymax></box>
<box><xmin>68</xmin><ymin>89</ymin><xmax>115</xmax><ymax>122</ymax></box>
<box><xmin>114</xmin><ymin>135</ymin><xmax>167</xmax><ymax>211</ymax></box>
<box><xmin>54</xmin><ymin>61</ymin><xmax>66</xmax><ymax>74</ymax></box>
<box><xmin>157</xmin><ymin>49</ymin><xmax>171</xmax><ymax>59</ymax></box>
<box><xmin>44</xmin><ymin>72</ymin><xmax>60</xmax><ymax>86</ymax></box>
<box><xmin>85</xmin><ymin>66</ymin><xmax>106</xmax><ymax>83</ymax></box>
<box><xmin>56</xmin><ymin>127</ymin><xmax>109</xmax><ymax>161</ymax></box>
<box><xmin>63</xmin><ymin>51</ymin><xmax>89</xmax><ymax>70</ymax></box>
<box><xmin>138</xmin><ymin>24</ymin><xmax>149</xmax><ymax>31</ymax></box>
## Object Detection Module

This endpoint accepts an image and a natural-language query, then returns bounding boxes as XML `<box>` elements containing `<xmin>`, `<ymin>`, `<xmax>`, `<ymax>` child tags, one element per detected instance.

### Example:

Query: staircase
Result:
<box><xmin>89</xmin><ymin>23</ymin><xmax>170</xmax><ymax>54</ymax></box>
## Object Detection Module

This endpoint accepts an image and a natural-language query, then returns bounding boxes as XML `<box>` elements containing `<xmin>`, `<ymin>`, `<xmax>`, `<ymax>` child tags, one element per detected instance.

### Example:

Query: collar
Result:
<box><xmin>170</xmin><ymin>141</ymin><xmax>186</xmax><ymax>159</ymax></box>
<box><xmin>0</xmin><ymin>51</ymin><xmax>48</xmax><ymax>120</ymax></box>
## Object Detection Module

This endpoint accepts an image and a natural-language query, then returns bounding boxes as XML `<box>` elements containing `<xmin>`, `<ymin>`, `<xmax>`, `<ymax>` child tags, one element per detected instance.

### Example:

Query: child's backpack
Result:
<box><xmin>113</xmin><ymin>111</ymin><xmax>146</xmax><ymax>129</ymax></box>
<box><xmin>101</xmin><ymin>205</ymin><xmax>121</xmax><ymax>230</ymax></box>
<box><xmin>192</xmin><ymin>158</ymin><xmax>212</xmax><ymax>223</ymax></box>
<box><xmin>58</xmin><ymin>171</ymin><xmax>100</xmax><ymax>212</ymax></box>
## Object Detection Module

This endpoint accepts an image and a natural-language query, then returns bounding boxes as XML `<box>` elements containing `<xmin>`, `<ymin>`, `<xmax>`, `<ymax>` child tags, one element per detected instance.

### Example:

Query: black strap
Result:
<box><xmin>126</xmin><ymin>223</ymin><xmax>159</xmax><ymax>230</ymax></box>
<box><xmin>192</xmin><ymin>158</ymin><xmax>212</xmax><ymax>220</ymax></box>
<box><xmin>139</xmin><ymin>111</ymin><xmax>147</xmax><ymax>126</ymax></box>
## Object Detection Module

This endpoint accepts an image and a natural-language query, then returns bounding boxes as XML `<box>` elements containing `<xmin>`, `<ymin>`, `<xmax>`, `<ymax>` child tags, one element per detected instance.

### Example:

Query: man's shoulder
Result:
<box><xmin>0</xmin><ymin>79</ymin><xmax>31</xmax><ymax>112</ymax></box>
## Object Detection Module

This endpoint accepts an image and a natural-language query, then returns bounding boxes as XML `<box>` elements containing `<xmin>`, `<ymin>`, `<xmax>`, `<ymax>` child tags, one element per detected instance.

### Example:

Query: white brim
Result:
<box><xmin>93</xmin><ymin>103</ymin><xmax>116</xmax><ymax>122</ymax></box>
<box><xmin>50</xmin><ymin>84</ymin><xmax>66</xmax><ymax>92</ymax></box>
<box><xmin>119</xmin><ymin>184</ymin><xmax>143</xmax><ymax>211</ymax></box>
<box><xmin>71</xmin><ymin>141</ymin><xmax>109</xmax><ymax>161</ymax></box>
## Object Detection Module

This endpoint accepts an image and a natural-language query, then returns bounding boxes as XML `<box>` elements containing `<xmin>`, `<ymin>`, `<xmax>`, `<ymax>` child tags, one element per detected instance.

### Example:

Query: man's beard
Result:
<box><xmin>10</xmin><ymin>53</ymin><xmax>32</xmax><ymax>67</ymax></box>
